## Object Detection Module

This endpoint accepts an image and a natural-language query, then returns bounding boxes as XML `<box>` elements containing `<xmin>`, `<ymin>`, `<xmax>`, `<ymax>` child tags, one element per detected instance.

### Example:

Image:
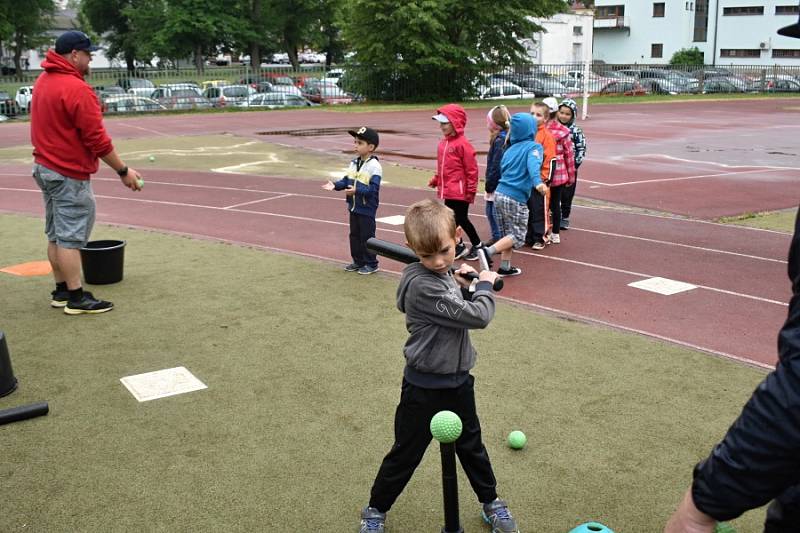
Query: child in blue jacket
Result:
<box><xmin>323</xmin><ymin>127</ymin><xmax>382</xmax><ymax>274</ymax></box>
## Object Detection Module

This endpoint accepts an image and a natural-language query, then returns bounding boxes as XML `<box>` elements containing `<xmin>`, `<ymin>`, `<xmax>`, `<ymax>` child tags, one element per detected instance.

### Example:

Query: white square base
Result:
<box><xmin>120</xmin><ymin>366</ymin><xmax>207</xmax><ymax>402</ymax></box>
<box><xmin>628</xmin><ymin>277</ymin><xmax>697</xmax><ymax>296</ymax></box>
<box><xmin>376</xmin><ymin>215</ymin><xmax>405</xmax><ymax>226</ymax></box>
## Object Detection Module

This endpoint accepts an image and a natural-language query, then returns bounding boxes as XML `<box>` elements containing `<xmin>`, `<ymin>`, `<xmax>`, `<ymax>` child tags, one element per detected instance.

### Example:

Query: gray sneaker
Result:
<box><xmin>481</xmin><ymin>498</ymin><xmax>519</xmax><ymax>533</ymax></box>
<box><xmin>359</xmin><ymin>507</ymin><xmax>386</xmax><ymax>533</ymax></box>
<box><xmin>358</xmin><ymin>265</ymin><xmax>379</xmax><ymax>275</ymax></box>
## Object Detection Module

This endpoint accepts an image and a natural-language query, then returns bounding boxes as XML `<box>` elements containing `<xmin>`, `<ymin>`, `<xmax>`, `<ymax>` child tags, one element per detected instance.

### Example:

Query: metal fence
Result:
<box><xmin>2</xmin><ymin>62</ymin><xmax>800</xmax><ymax>119</ymax></box>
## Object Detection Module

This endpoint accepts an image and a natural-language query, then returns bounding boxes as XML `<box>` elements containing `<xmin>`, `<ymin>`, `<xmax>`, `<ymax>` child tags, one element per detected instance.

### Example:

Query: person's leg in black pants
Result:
<box><xmin>561</xmin><ymin>170</ymin><xmax>577</xmax><ymax>229</ymax></box>
<box><xmin>348</xmin><ymin>212</ymin><xmax>363</xmax><ymax>267</ymax></box>
<box><xmin>445</xmin><ymin>199</ymin><xmax>482</xmax><ymax>247</ymax></box>
<box><xmin>356</xmin><ymin>213</ymin><xmax>378</xmax><ymax>268</ymax></box>
<box><xmin>525</xmin><ymin>189</ymin><xmax>545</xmax><ymax>246</ymax></box>
<box><xmin>765</xmin><ymin>484</ymin><xmax>800</xmax><ymax>532</ymax></box>
<box><xmin>453</xmin><ymin>375</ymin><xmax>498</xmax><ymax>503</ymax></box>
<box><xmin>549</xmin><ymin>185</ymin><xmax>563</xmax><ymax>241</ymax></box>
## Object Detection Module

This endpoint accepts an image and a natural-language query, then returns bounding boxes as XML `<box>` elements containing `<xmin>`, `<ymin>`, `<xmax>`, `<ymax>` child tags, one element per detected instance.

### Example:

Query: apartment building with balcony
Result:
<box><xmin>593</xmin><ymin>0</ymin><xmax>800</xmax><ymax>65</ymax></box>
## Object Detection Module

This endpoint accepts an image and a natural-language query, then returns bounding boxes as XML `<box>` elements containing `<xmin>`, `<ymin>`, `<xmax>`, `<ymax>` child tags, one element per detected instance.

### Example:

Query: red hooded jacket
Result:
<box><xmin>428</xmin><ymin>104</ymin><xmax>479</xmax><ymax>203</ymax></box>
<box><xmin>31</xmin><ymin>50</ymin><xmax>114</xmax><ymax>180</ymax></box>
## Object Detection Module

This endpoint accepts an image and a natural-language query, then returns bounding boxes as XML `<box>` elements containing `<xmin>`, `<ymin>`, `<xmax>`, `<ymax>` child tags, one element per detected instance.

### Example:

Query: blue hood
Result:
<box><xmin>509</xmin><ymin>112</ymin><xmax>537</xmax><ymax>144</ymax></box>
<box><xmin>496</xmin><ymin>113</ymin><xmax>544</xmax><ymax>204</ymax></box>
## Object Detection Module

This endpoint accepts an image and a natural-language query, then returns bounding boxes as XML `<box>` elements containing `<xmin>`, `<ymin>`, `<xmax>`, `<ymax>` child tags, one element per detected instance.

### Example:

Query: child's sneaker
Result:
<box><xmin>531</xmin><ymin>241</ymin><xmax>546</xmax><ymax>251</ymax></box>
<box><xmin>454</xmin><ymin>241</ymin><xmax>468</xmax><ymax>260</ymax></box>
<box><xmin>481</xmin><ymin>498</ymin><xmax>519</xmax><ymax>533</ymax></box>
<box><xmin>560</xmin><ymin>218</ymin><xmax>570</xmax><ymax>230</ymax></box>
<box><xmin>64</xmin><ymin>292</ymin><xmax>114</xmax><ymax>315</ymax></box>
<box><xmin>496</xmin><ymin>266</ymin><xmax>522</xmax><ymax>277</ymax></box>
<box><xmin>358</xmin><ymin>265</ymin><xmax>379</xmax><ymax>275</ymax></box>
<box><xmin>550</xmin><ymin>233</ymin><xmax>560</xmax><ymax>244</ymax></box>
<box><xmin>50</xmin><ymin>288</ymin><xmax>69</xmax><ymax>308</ymax></box>
<box><xmin>344</xmin><ymin>263</ymin><xmax>361</xmax><ymax>272</ymax></box>
<box><xmin>464</xmin><ymin>246</ymin><xmax>481</xmax><ymax>261</ymax></box>
<box><xmin>359</xmin><ymin>507</ymin><xmax>386</xmax><ymax>533</ymax></box>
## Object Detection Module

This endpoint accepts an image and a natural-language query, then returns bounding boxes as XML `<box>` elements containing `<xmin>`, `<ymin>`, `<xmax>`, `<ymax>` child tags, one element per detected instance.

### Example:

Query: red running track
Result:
<box><xmin>0</xmin><ymin>165</ymin><xmax>791</xmax><ymax>367</ymax></box>
<box><xmin>1</xmin><ymin>101</ymin><xmax>796</xmax><ymax>366</ymax></box>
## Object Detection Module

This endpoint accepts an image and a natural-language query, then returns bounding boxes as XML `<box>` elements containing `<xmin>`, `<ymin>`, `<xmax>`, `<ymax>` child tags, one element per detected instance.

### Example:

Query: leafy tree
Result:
<box><xmin>670</xmin><ymin>46</ymin><xmax>704</xmax><ymax>66</ymax></box>
<box><xmin>265</xmin><ymin>0</ymin><xmax>318</xmax><ymax>69</ymax></box>
<box><xmin>151</xmin><ymin>0</ymin><xmax>240</xmax><ymax>72</ymax></box>
<box><xmin>6</xmin><ymin>0</ymin><xmax>56</xmax><ymax>74</ymax></box>
<box><xmin>80</xmin><ymin>0</ymin><xmax>141</xmax><ymax>72</ymax></box>
<box><xmin>340</xmin><ymin>0</ymin><xmax>569</xmax><ymax>100</ymax></box>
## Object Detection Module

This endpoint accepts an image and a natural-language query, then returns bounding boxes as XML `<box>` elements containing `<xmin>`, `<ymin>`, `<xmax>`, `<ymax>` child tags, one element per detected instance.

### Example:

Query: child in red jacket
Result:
<box><xmin>428</xmin><ymin>104</ymin><xmax>487</xmax><ymax>260</ymax></box>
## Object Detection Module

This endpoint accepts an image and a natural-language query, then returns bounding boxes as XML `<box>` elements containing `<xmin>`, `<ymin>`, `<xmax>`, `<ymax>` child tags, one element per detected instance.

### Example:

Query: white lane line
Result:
<box><xmin>641</xmin><ymin>153</ymin><xmax>800</xmax><ymax>171</ymax></box>
<box><xmin>573</xmin><ymin>227</ymin><xmax>787</xmax><ymax>263</ymax></box>
<box><xmin>223</xmin><ymin>194</ymin><xmax>292</xmax><ymax>210</ymax></box>
<box><xmin>518</xmin><ymin>251</ymin><xmax>787</xmax><ymax>306</ymax></box>
<box><xmin>116</xmin><ymin>122</ymin><xmax>172</xmax><ymax>137</ymax></box>
<box><xmin>590</xmin><ymin>168</ymin><xmax>784</xmax><ymax>188</ymax></box>
<box><xmin>2</xmin><ymin>183</ymin><xmax>788</xmax><ymax>258</ymax></box>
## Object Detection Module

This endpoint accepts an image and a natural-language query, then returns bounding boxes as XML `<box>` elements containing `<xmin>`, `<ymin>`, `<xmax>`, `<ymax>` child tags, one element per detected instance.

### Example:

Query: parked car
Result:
<box><xmin>237</xmin><ymin>92</ymin><xmax>315</xmax><ymax>108</ymax></box>
<box><xmin>691</xmin><ymin>68</ymin><xmax>754</xmax><ymax>91</ymax></box>
<box><xmin>201</xmin><ymin>80</ymin><xmax>230</xmax><ymax>91</ymax></box>
<box><xmin>764</xmin><ymin>77</ymin><xmax>800</xmax><ymax>92</ymax></box>
<box><xmin>151</xmin><ymin>87</ymin><xmax>213</xmax><ymax>110</ymax></box>
<box><xmin>489</xmin><ymin>73</ymin><xmax>567</xmax><ymax>97</ymax></box>
<box><xmin>1</xmin><ymin>64</ymin><xmax>16</xmax><ymax>75</ymax></box>
<box><xmin>0</xmin><ymin>90</ymin><xmax>21</xmax><ymax>116</ymax></box>
<box><xmin>15</xmin><ymin>86</ymin><xmax>33</xmax><ymax>112</ymax></box>
<box><xmin>639</xmin><ymin>78</ymin><xmax>688</xmax><ymax>95</ymax></box>
<box><xmin>202</xmin><ymin>84</ymin><xmax>255</xmax><ymax>107</ymax></box>
<box><xmin>302</xmin><ymin>85</ymin><xmax>353</xmax><ymax>104</ymax></box>
<box><xmin>323</xmin><ymin>68</ymin><xmax>346</xmax><ymax>85</ymax></box>
<box><xmin>102</xmin><ymin>95</ymin><xmax>167</xmax><ymax>113</ymax></box>
<box><xmin>558</xmin><ymin>71</ymin><xmax>614</xmax><ymax>92</ymax></box>
<box><xmin>0</xmin><ymin>114</ymin><xmax>7</xmax><ymax>122</ymax></box>
<box><xmin>599</xmin><ymin>80</ymin><xmax>648</xmax><ymax>96</ymax></box>
<box><xmin>117</xmin><ymin>77</ymin><xmax>156</xmax><ymax>96</ymax></box>
<box><xmin>700</xmin><ymin>78</ymin><xmax>745</xmax><ymax>94</ymax></box>
<box><xmin>474</xmin><ymin>82</ymin><xmax>536</xmax><ymax>100</ymax></box>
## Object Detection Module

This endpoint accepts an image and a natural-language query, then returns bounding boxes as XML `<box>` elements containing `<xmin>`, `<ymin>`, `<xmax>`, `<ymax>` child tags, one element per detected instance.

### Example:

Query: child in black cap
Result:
<box><xmin>322</xmin><ymin>127</ymin><xmax>382</xmax><ymax>274</ymax></box>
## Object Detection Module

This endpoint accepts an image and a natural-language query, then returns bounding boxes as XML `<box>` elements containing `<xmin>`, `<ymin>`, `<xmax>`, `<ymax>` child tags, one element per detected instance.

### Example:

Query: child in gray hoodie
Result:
<box><xmin>359</xmin><ymin>198</ymin><xmax>520</xmax><ymax>533</ymax></box>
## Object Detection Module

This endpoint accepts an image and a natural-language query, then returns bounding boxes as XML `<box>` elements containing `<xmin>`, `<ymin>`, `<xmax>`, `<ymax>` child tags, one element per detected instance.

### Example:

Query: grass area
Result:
<box><xmin>717</xmin><ymin>208</ymin><xmax>797</xmax><ymax>232</ymax></box>
<box><xmin>0</xmin><ymin>213</ymin><xmax>770</xmax><ymax>532</ymax></box>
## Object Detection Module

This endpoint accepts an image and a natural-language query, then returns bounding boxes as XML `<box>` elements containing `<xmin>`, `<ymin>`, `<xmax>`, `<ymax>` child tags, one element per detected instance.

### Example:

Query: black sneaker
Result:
<box><xmin>50</xmin><ymin>289</ymin><xmax>69</xmax><ymax>308</ymax></box>
<box><xmin>497</xmin><ymin>266</ymin><xmax>522</xmax><ymax>277</ymax></box>
<box><xmin>464</xmin><ymin>246</ymin><xmax>480</xmax><ymax>261</ymax></box>
<box><xmin>344</xmin><ymin>263</ymin><xmax>361</xmax><ymax>272</ymax></box>
<box><xmin>454</xmin><ymin>242</ymin><xmax>468</xmax><ymax>260</ymax></box>
<box><xmin>64</xmin><ymin>292</ymin><xmax>114</xmax><ymax>315</ymax></box>
<box><xmin>560</xmin><ymin>218</ymin><xmax>570</xmax><ymax>230</ymax></box>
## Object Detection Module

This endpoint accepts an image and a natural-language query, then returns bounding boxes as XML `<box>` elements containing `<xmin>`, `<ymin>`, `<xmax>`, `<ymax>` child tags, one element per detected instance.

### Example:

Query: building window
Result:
<box><xmin>720</xmin><ymin>49</ymin><xmax>762</xmax><ymax>57</ymax></box>
<box><xmin>722</xmin><ymin>6</ymin><xmax>764</xmax><ymax>16</ymax></box>
<box><xmin>776</xmin><ymin>6</ymin><xmax>800</xmax><ymax>15</ymax></box>
<box><xmin>573</xmin><ymin>25</ymin><xmax>583</xmax><ymax>35</ymax></box>
<box><xmin>694</xmin><ymin>0</ymin><xmax>708</xmax><ymax>41</ymax></box>
<box><xmin>773</xmin><ymin>49</ymin><xmax>800</xmax><ymax>58</ymax></box>
<box><xmin>596</xmin><ymin>5</ymin><xmax>625</xmax><ymax>18</ymax></box>
<box><xmin>654</xmin><ymin>2</ymin><xmax>665</xmax><ymax>16</ymax></box>
<box><xmin>651</xmin><ymin>43</ymin><xmax>664</xmax><ymax>58</ymax></box>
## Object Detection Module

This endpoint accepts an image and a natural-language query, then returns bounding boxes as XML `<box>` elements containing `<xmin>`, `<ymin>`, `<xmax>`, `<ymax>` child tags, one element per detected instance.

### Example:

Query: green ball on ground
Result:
<box><xmin>137</xmin><ymin>178</ymin><xmax>144</xmax><ymax>189</ymax></box>
<box><xmin>714</xmin><ymin>523</ymin><xmax>736</xmax><ymax>533</ymax></box>
<box><xmin>430</xmin><ymin>411</ymin><xmax>462</xmax><ymax>443</ymax></box>
<box><xmin>507</xmin><ymin>430</ymin><xmax>526</xmax><ymax>449</ymax></box>
<box><xmin>148</xmin><ymin>155</ymin><xmax>155</xmax><ymax>162</ymax></box>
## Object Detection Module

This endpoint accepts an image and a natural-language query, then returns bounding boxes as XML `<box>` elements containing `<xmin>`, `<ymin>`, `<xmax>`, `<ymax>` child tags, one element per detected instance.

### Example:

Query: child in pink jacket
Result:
<box><xmin>541</xmin><ymin>97</ymin><xmax>576</xmax><ymax>244</ymax></box>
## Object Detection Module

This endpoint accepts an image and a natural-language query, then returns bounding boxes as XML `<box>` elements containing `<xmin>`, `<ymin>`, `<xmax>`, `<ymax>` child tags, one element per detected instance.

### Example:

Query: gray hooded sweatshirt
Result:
<box><xmin>396</xmin><ymin>262</ymin><xmax>495</xmax><ymax>388</ymax></box>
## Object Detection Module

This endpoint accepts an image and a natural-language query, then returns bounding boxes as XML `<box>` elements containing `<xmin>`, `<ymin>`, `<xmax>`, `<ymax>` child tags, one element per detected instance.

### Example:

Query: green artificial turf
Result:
<box><xmin>717</xmin><ymin>208</ymin><xmax>796</xmax><ymax>233</ymax></box>
<box><xmin>0</xmin><ymin>213</ymin><xmax>770</xmax><ymax>532</ymax></box>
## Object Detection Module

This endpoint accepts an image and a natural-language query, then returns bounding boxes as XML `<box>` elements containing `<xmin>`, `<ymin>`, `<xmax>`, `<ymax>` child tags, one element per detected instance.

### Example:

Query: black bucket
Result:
<box><xmin>80</xmin><ymin>240</ymin><xmax>126</xmax><ymax>285</ymax></box>
<box><xmin>0</xmin><ymin>331</ymin><xmax>18</xmax><ymax>397</ymax></box>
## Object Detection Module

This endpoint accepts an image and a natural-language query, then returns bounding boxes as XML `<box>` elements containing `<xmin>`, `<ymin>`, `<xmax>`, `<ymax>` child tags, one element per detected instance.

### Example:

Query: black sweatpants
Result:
<box><xmin>349</xmin><ymin>212</ymin><xmax>378</xmax><ymax>268</ymax></box>
<box><xmin>525</xmin><ymin>188</ymin><xmax>547</xmax><ymax>245</ymax></box>
<box><xmin>368</xmin><ymin>376</ymin><xmax>498</xmax><ymax>512</ymax></box>
<box><xmin>549</xmin><ymin>185</ymin><xmax>564</xmax><ymax>235</ymax></box>
<box><xmin>561</xmin><ymin>169</ymin><xmax>578</xmax><ymax>220</ymax></box>
<box><xmin>445</xmin><ymin>199</ymin><xmax>482</xmax><ymax>247</ymax></box>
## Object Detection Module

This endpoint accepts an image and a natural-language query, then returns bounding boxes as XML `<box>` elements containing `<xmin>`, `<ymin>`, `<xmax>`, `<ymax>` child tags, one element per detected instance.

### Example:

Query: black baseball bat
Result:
<box><xmin>0</xmin><ymin>401</ymin><xmax>49</xmax><ymax>426</ymax></box>
<box><xmin>366</xmin><ymin>238</ymin><xmax>503</xmax><ymax>291</ymax></box>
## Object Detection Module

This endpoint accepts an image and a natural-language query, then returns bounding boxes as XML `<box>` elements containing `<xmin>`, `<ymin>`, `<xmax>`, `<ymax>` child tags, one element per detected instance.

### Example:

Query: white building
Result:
<box><xmin>593</xmin><ymin>0</ymin><xmax>800</xmax><ymax>65</ymax></box>
<box><xmin>525</xmin><ymin>9</ymin><xmax>595</xmax><ymax>66</ymax></box>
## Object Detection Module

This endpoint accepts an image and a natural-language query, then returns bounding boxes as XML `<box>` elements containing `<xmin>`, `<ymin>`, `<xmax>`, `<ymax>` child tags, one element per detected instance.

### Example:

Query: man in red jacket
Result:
<box><xmin>31</xmin><ymin>31</ymin><xmax>143</xmax><ymax>315</ymax></box>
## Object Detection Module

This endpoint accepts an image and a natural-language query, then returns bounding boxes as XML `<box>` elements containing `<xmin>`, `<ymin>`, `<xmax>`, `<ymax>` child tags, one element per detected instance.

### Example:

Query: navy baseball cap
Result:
<box><xmin>55</xmin><ymin>31</ymin><xmax>100</xmax><ymax>54</ymax></box>
<box><xmin>348</xmin><ymin>126</ymin><xmax>379</xmax><ymax>147</ymax></box>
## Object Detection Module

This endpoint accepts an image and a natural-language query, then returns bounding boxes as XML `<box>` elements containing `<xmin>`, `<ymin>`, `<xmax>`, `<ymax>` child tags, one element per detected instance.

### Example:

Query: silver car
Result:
<box><xmin>202</xmin><ymin>85</ymin><xmax>255</xmax><ymax>107</ymax></box>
